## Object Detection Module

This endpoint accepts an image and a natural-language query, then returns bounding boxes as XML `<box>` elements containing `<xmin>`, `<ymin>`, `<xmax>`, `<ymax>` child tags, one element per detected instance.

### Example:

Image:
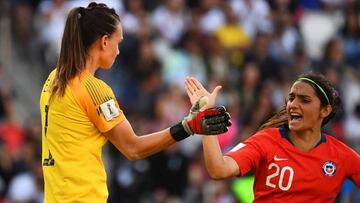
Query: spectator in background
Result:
<box><xmin>214</xmin><ymin>3</ymin><xmax>250</xmax><ymax>50</ymax></box>
<box><xmin>151</xmin><ymin>0</ymin><xmax>187</xmax><ymax>46</ymax></box>
<box><xmin>0</xmin><ymin>64</ymin><xmax>36</xmax><ymax>202</ymax></box>
<box><xmin>237</xmin><ymin>62</ymin><xmax>261</xmax><ymax>126</ymax></box>
<box><xmin>7</xmin><ymin>172</ymin><xmax>39</xmax><ymax>203</ymax></box>
<box><xmin>344</xmin><ymin>103</ymin><xmax>360</xmax><ymax>153</ymax></box>
<box><xmin>0</xmin><ymin>62</ymin><xmax>24</xmax><ymax>167</ymax></box>
<box><xmin>198</xmin><ymin>0</ymin><xmax>225</xmax><ymax>34</ymax></box>
<box><xmin>0</xmin><ymin>64</ymin><xmax>10</xmax><ymax>121</ymax></box>
<box><xmin>121</xmin><ymin>0</ymin><xmax>148</xmax><ymax>37</ymax></box>
<box><xmin>161</xmin><ymin>30</ymin><xmax>208</xmax><ymax>87</ymax></box>
<box><xmin>10</xmin><ymin>0</ymin><xmax>38</xmax><ymax>53</ymax></box>
<box><xmin>183</xmin><ymin>152</ymin><xmax>208</xmax><ymax>203</ymax></box>
<box><xmin>203</xmin><ymin>35</ymin><xmax>230</xmax><ymax>83</ymax></box>
<box><xmin>146</xmin><ymin>145</ymin><xmax>190</xmax><ymax>201</ymax></box>
<box><xmin>269</xmin><ymin>9</ymin><xmax>300</xmax><ymax>66</ymax></box>
<box><xmin>214</xmin><ymin>3</ymin><xmax>250</xmax><ymax>69</ymax></box>
<box><xmin>342</xmin><ymin>66</ymin><xmax>360</xmax><ymax>116</ymax></box>
<box><xmin>316</xmin><ymin>38</ymin><xmax>344</xmax><ymax>72</ymax></box>
<box><xmin>297</xmin><ymin>0</ymin><xmax>322</xmax><ymax>10</ymax></box>
<box><xmin>229</xmin><ymin>0</ymin><xmax>272</xmax><ymax>39</ymax></box>
<box><xmin>338</xmin><ymin>4</ymin><xmax>360</xmax><ymax>68</ymax></box>
<box><xmin>37</xmin><ymin>0</ymin><xmax>74</xmax><ymax>68</ymax></box>
<box><xmin>243</xmin><ymin>32</ymin><xmax>279</xmax><ymax>81</ymax></box>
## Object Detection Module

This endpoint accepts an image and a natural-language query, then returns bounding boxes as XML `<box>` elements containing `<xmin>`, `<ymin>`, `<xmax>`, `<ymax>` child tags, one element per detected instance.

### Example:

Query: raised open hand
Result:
<box><xmin>185</xmin><ymin>77</ymin><xmax>222</xmax><ymax>110</ymax></box>
<box><xmin>181</xmin><ymin>77</ymin><xmax>231</xmax><ymax>136</ymax></box>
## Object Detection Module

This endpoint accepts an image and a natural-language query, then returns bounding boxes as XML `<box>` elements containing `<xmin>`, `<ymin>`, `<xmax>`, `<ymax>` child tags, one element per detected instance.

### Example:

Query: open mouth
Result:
<box><xmin>290</xmin><ymin>113</ymin><xmax>302</xmax><ymax>122</ymax></box>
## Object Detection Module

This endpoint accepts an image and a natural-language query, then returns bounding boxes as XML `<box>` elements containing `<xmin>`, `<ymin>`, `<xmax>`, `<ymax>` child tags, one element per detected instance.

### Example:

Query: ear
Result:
<box><xmin>320</xmin><ymin>105</ymin><xmax>332</xmax><ymax>119</ymax></box>
<box><xmin>100</xmin><ymin>35</ymin><xmax>109</xmax><ymax>50</ymax></box>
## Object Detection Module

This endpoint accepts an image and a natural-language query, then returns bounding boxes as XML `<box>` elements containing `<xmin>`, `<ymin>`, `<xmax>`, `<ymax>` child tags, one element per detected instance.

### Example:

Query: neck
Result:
<box><xmin>85</xmin><ymin>55</ymin><xmax>99</xmax><ymax>75</ymax></box>
<box><xmin>289</xmin><ymin>130</ymin><xmax>322</xmax><ymax>151</ymax></box>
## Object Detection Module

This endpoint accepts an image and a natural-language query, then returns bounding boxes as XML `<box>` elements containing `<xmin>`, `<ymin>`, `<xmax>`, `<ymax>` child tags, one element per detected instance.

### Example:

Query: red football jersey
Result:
<box><xmin>226</xmin><ymin>126</ymin><xmax>360</xmax><ymax>202</ymax></box>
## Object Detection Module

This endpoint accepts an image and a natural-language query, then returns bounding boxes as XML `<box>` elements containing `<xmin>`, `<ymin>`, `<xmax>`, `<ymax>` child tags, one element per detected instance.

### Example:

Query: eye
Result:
<box><xmin>302</xmin><ymin>98</ymin><xmax>311</xmax><ymax>103</ymax></box>
<box><xmin>288</xmin><ymin>95</ymin><xmax>294</xmax><ymax>102</ymax></box>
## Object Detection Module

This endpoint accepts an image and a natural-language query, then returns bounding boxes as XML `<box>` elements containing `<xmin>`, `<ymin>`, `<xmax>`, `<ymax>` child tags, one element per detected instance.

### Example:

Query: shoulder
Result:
<box><xmin>325</xmin><ymin>135</ymin><xmax>349</xmax><ymax>148</ymax></box>
<box><xmin>70</xmin><ymin>71</ymin><xmax>114</xmax><ymax>105</ymax></box>
<box><xmin>325</xmin><ymin>134</ymin><xmax>359</xmax><ymax>157</ymax></box>
<box><xmin>41</xmin><ymin>69</ymin><xmax>56</xmax><ymax>94</ymax></box>
<box><xmin>81</xmin><ymin>72</ymin><xmax>111</xmax><ymax>93</ymax></box>
<box><xmin>44</xmin><ymin>69</ymin><xmax>57</xmax><ymax>85</ymax></box>
<box><xmin>251</xmin><ymin>128</ymin><xmax>281</xmax><ymax>140</ymax></box>
<box><xmin>245</xmin><ymin>127</ymin><xmax>281</xmax><ymax>144</ymax></box>
<box><xmin>48</xmin><ymin>69</ymin><xmax>57</xmax><ymax>79</ymax></box>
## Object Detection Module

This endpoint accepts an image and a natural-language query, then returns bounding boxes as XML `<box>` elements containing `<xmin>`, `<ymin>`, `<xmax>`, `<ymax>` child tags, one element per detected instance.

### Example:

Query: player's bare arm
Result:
<box><xmin>185</xmin><ymin>77</ymin><xmax>240</xmax><ymax>179</ymax></box>
<box><xmin>104</xmin><ymin>120</ymin><xmax>175</xmax><ymax>160</ymax></box>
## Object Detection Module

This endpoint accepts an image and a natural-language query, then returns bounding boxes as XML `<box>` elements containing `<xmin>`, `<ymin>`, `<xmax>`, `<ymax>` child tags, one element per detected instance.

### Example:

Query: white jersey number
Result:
<box><xmin>265</xmin><ymin>163</ymin><xmax>294</xmax><ymax>191</ymax></box>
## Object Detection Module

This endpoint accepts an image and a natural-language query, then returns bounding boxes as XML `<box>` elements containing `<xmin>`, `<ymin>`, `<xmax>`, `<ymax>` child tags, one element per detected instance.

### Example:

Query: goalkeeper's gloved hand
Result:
<box><xmin>170</xmin><ymin>97</ymin><xmax>232</xmax><ymax>141</ymax></box>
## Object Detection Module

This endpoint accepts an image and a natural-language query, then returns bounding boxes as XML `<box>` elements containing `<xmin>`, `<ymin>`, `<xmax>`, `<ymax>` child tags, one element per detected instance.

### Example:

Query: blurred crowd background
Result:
<box><xmin>1</xmin><ymin>0</ymin><xmax>360</xmax><ymax>202</ymax></box>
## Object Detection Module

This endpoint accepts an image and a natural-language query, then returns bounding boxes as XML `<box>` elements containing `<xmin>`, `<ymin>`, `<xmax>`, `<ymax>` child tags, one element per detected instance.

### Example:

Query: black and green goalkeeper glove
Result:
<box><xmin>170</xmin><ymin>97</ymin><xmax>232</xmax><ymax>141</ymax></box>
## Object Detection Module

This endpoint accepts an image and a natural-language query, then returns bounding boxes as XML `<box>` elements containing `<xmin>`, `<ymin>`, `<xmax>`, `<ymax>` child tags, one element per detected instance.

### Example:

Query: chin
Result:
<box><xmin>100</xmin><ymin>65</ymin><xmax>112</xmax><ymax>70</ymax></box>
<box><xmin>288</xmin><ymin>122</ymin><xmax>302</xmax><ymax>131</ymax></box>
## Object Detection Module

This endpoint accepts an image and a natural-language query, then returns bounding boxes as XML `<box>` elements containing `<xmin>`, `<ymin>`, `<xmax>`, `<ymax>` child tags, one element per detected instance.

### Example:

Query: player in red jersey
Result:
<box><xmin>185</xmin><ymin>73</ymin><xmax>360</xmax><ymax>202</ymax></box>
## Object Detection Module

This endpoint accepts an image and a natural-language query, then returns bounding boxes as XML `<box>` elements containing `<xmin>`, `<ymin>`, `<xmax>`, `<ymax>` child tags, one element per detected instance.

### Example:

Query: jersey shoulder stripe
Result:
<box><xmin>84</xmin><ymin>76</ymin><xmax>114</xmax><ymax>106</ymax></box>
<box><xmin>68</xmin><ymin>70</ymin><xmax>125</xmax><ymax>133</ymax></box>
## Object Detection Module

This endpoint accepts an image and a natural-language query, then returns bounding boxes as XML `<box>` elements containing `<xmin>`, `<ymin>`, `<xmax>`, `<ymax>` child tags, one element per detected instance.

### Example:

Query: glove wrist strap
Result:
<box><xmin>170</xmin><ymin>122</ymin><xmax>190</xmax><ymax>142</ymax></box>
<box><xmin>181</xmin><ymin>119</ymin><xmax>193</xmax><ymax>135</ymax></box>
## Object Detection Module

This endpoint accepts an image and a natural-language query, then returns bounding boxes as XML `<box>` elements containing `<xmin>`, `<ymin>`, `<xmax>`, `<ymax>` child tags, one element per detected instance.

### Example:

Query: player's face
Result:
<box><xmin>99</xmin><ymin>23</ymin><xmax>123</xmax><ymax>69</ymax></box>
<box><xmin>286</xmin><ymin>81</ymin><xmax>324</xmax><ymax>132</ymax></box>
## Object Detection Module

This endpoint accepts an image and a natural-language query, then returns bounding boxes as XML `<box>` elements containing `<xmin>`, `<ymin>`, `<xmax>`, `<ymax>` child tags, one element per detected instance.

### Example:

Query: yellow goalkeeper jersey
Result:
<box><xmin>40</xmin><ymin>69</ymin><xmax>125</xmax><ymax>203</ymax></box>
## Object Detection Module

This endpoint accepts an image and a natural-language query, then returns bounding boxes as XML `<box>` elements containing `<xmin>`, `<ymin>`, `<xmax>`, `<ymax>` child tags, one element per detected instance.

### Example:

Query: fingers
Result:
<box><xmin>201</xmin><ymin>106</ymin><xmax>227</xmax><ymax>116</ymax></box>
<box><xmin>204</xmin><ymin>114</ymin><xmax>232</xmax><ymax>125</ymax></box>
<box><xmin>185</xmin><ymin>77</ymin><xmax>198</xmax><ymax>94</ymax></box>
<box><xmin>185</xmin><ymin>84</ymin><xmax>194</xmax><ymax>97</ymax></box>
<box><xmin>208</xmin><ymin>85</ymin><xmax>222</xmax><ymax>106</ymax></box>
<box><xmin>206</xmin><ymin>125</ymin><xmax>229</xmax><ymax>135</ymax></box>
<box><xmin>185</xmin><ymin>77</ymin><xmax>210</xmax><ymax>96</ymax></box>
<box><xmin>185</xmin><ymin>76</ymin><xmax>222</xmax><ymax>111</ymax></box>
<box><xmin>191</xmin><ymin>77</ymin><xmax>206</xmax><ymax>92</ymax></box>
<box><xmin>185</xmin><ymin>79</ymin><xmax>194</xmax><ymax>95</ymax></box>
<box><xmin>210</xmin><ymin>86</ymin><xmax>222</xmax><ymax>98</ymax></box>
<box><xmin>203</xmin><ymin>121</ymin><xmax>231</xmax><ymax>135</ymax></box>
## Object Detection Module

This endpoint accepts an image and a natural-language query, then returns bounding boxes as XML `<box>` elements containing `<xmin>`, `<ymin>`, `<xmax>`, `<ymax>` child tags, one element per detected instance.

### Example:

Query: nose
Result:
<box><xmin>288</xmin><ymin>98</ymin><xmax>299</xmax><ymax>110</ymax></box>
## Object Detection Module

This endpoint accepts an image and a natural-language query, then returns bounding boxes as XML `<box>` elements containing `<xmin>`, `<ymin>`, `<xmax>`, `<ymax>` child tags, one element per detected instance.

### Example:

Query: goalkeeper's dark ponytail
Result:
<box><xmin>50</xmin><ymin>2</ymin><xmax>120</xmax><ymax>100</ymax></box>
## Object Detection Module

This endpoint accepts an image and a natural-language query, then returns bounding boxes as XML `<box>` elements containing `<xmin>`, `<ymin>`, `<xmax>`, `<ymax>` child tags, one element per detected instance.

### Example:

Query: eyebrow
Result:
<box><xmin>288</xmin><ymin>92</ymin><xmax>312</xmax><ymax>99</ymax></box>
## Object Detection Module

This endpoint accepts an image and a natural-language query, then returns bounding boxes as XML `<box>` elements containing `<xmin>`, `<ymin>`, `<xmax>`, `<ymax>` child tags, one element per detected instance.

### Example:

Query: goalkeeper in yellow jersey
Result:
<box><xmin>39</xmin><ymin>2</ymin><xmax>231</xmax><ymax>203</ymax></box>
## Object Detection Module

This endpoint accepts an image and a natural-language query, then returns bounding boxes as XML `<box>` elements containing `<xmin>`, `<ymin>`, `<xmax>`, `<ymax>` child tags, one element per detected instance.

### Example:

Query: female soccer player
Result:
<box><xmin>39</xmin><ymin>2</ymin><xmax>231</xmax><ymax>202</ymax></box>
<box><xmin>185</xmin><ymin>73</ymin><xmax>360</xmax><ymax>202</ymax></box>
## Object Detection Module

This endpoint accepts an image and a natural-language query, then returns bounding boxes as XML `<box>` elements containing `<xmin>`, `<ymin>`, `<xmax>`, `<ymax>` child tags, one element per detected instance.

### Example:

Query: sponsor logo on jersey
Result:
<box><xmin>43</xmin><ymin>151</ymin><xmax>55</xmax><ymax>166</ymax></box>
<box><xmin>100</xmin><ymin>99</ymin><xmax>119</xmax><ymax>121</ymax></box>
<box><xmin>274</xmin><ymin>155</ymin><xmax>288</xmax><ymax>161</ymax></box>
<box><xmin>322</xmin><ymin>161</ymin><xmax>336</xmax><ymax>176</ymax></box>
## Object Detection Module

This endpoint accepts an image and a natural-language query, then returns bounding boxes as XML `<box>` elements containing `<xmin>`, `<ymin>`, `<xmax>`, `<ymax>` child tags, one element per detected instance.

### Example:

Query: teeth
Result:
<box><xmin>289</xmin><ymin>112</ymin><xmax>302</xmax><ymax>122</ymax></box>
<box><xmin>292</xmin><ymin>117</ymin><xmax>301</xmax><ymax>121</ymax></box>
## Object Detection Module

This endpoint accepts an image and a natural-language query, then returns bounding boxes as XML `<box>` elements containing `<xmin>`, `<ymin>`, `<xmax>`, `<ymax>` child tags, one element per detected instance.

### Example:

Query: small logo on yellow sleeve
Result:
<box><xmin>100</xmin><ymin>99</ymin><xmax>119</xmax><ymax>121</ymax></box>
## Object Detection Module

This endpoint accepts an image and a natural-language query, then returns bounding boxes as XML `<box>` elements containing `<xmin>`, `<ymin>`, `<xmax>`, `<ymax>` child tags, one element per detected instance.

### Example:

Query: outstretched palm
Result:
<box><xmin>185</xmin><ymin>77</ymin><xmax>222</xmax><ymax>110</ymax></box>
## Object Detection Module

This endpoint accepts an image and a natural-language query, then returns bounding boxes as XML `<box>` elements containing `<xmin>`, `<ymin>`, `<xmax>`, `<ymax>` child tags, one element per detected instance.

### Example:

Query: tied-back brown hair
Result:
<box><xmin>259</xmin><ymin>72</ymin><xmax>342</xmax><ymax>130</ymax></box>
<box><xmin>50</xmin><ymin>2</ymin><xmax>120</xmax><ymax>100</ymax></box>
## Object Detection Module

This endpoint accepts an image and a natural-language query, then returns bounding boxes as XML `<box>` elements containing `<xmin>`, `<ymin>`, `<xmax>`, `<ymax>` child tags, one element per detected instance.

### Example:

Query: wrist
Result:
<box><xmin>170</xmin><ymin>122</ymin><xmax>190</xmax><ymax>142</ymax></box>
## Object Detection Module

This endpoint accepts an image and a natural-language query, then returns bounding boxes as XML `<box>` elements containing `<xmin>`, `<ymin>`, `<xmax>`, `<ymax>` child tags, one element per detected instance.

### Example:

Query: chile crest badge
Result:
<box><xmin>322</xmin><ymin>161</ymin><xmax>336</xmax><ymax>176</ymax></box>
